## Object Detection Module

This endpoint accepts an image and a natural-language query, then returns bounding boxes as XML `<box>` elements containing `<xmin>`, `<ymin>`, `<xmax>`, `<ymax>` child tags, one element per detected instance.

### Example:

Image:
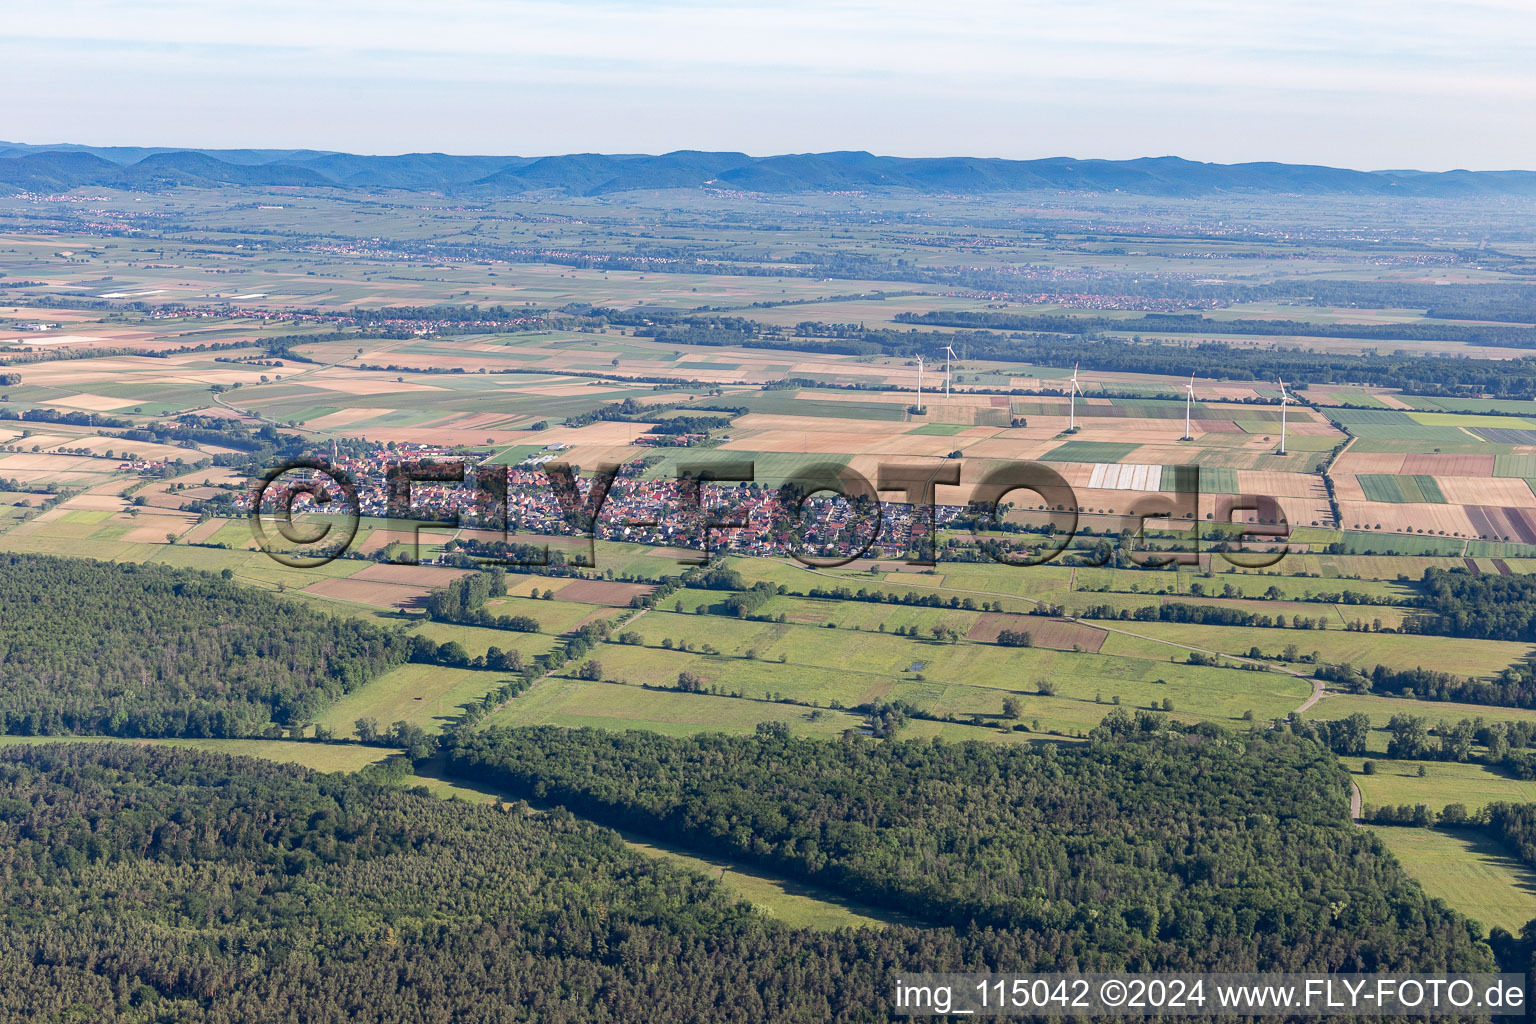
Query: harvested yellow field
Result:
<box><xmin>1334</xmin><ymin>453</ymin><xmax>1407</xmax><ymax>475</ymax></box>
<box><xmin>1236</xmin><ymin>471</ymin><xmax>1327</xmax><ymax>498</ymax></box>
<box><xmin>307</xmin><ymin>407</ymin><xmax>390</xmax><ymax>429</ymax></box>
<box><xmin>41</xmin><ymin>393</ymin><xmax>138</xmax><ymax>411</ymax></box>
<box><xmin>1337</xmin><ymin>501</ymin><xmax>1478</xmax><ymax>537</ymax></box>
<box><xmin>1435</xmin><ymin>477</ymin><xmax>1536</xmax><ymax>507</ymax></box>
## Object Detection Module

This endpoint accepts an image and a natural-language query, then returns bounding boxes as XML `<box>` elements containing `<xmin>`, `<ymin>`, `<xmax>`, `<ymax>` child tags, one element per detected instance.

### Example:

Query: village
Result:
<box><xmin>241</xmin><ymin>442</ymin><xmax>938</xmax><ymax>564</ymax></box>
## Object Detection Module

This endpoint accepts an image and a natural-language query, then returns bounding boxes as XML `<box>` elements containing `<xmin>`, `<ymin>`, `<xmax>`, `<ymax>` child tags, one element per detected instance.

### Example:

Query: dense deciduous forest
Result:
<box><xmin>442</xmin><ymin>718</ymin><xmax>1490</xmax><ymax>972</ymax></box>
<box><xmin>0</xmin><ymin>742</ymin><xmax>1088</xmax><ymax>1023</ymax></box>
<box><xmin>1485</xmin><ymin>803</ymin><xmax>1536</xmax><ymax>869</ymax></box>
<box><xmin>1407</xmin><ymin>568</ymin><xmax>1536</xmax><ymax>641</ymax></box>
<box><xmin>0</xmin><ymin>555</ymin><xmax>407</xmax><ymax>737</ymax></box>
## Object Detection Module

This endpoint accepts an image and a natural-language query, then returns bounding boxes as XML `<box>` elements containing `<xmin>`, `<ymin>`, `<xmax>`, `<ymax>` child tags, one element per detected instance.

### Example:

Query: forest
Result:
<box><xmin>0</xmin><ymin>554</ymin><xmax>408</xmax><ymax>737</ymax></box>
<box><xmin>442</xmin><ymin>716</ymin><xmax>1489</xmax><ymax>972</ymax></box>
<box><xmin>1485</xmin><ymin>803</ymin><xmax>1536</xmax><ymax>870</ymax></box>
<box><xmin>0</xmin><ymin>742</ymin><xmax>1099</xmax><ymax>1023</ymax></box>
<box><xmin>1407</xmin><ymin>567</ymin><xmax>1536</xmax><ymax>641</ymax></box>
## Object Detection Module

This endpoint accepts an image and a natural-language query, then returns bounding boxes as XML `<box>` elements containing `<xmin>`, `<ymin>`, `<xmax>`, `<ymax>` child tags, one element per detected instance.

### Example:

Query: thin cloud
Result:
<box><xmin>1</xmin><ymin>0</ymin><xmax>1532</xmax><ymax>168</ymax></box>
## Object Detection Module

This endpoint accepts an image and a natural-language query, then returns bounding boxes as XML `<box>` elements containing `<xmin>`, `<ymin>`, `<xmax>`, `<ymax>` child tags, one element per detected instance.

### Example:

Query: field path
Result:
<box><xmin>1349</xmin><ymin>780</ymin><xmax>1363</xmax><ymax>821</ymax></box>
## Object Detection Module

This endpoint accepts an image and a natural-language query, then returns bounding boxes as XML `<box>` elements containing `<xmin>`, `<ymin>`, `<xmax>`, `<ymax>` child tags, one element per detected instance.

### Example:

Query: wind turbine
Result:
<box><xmin>1182</xmin><ymin>373</ymin><xmax>1195</xmax><ymax>441</ymax></box>
<box><xmin>1277</xmin><ymin>377</ymin><xmax>1290</xmax><ymax>455</ymax></box>
<box><xmin>1068</xmin><ymin>363</ymin><xmax>1082</xmax><ymax>432</ymax></box>
<box><xmin>915</xmin><ymin>356</ymin><xmax>924</xmax><ymax>412</ymax></box>
<box><xmin>943</xmin><ymin>344</ymin><xmax>956</xmax><ymax>397</ymax></box>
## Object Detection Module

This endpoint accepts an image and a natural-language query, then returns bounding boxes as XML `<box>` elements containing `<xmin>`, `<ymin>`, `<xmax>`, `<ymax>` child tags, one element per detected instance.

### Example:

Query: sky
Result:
<box><xmin>3</xmin><ymin>0</ymin><xmax>1534</xmax><ymax>170</ymax></box>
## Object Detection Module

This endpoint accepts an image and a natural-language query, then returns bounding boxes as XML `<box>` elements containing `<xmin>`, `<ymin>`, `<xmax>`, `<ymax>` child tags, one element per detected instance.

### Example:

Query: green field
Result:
<box><xmin>481</xmin><ymin>676</ymin><xmax>871</xmax><ymax>737</ymax></box>
<box><xmin>620</xmin><ymin>832</ymin><xmax>899</xmax><ymax>929</ymax></box>
<box><xmin>1100</xmin><ymin>621</ymin><xmax>1530</xmax><ymax>676</ymax></box>
<box><xmin>314</xmin><ymin>663</ymin><xmax>512</xmax><ymax>738</ymax></box>
<box><xmin>1357</xmin><ymin>474</ymin><xmax>1447</xmax><ymax>504</ymax></box>
<box><xmin>1344</xmin><ymin>756</ymin><xmax>1536</xmax><ymax>813</ymax></box>
<box><xmin>1409</xmin><ymin>412</ymin><xmax>1536</xmax><ymax>429</ymax></box>
<box><xmin>401</xmin><ymin>618</ymin><xmax>559</xmax><ymax>661</ymax></box>
<box><xmin>568</xmin><ymin>604</ymin><xmax>1309</xmax><ymax>733</ymax></box>
<box><xmin>1409</xmin><ymin>397</ymin><xmax>1536</xmax><ymax>416</ymax></box>
<box><xmin>1332</xmin><ymin>532</ymin><xmax>1466</xmax><ymax>556</ymax></box>
<box><xmin>483</xmin><ymin>443</ymin><xmax>549</xmax><ymax>466</ymax></box>
<box><xmin>1369</xmin><ymin>826</ymin><xmax>1536</xmax><ymax>935</ymax></box>
<box><xmin>728</xmin><ymin>392</ymin><xmax>908</xmax><ymax>421</ymax></box>
<box><xmin>1305</xmin><ymin>692</ymin><xmax>1536</xmax><ymax>731</ymax></box>
<box><xmin>637</xmin><ymin>449</ymin><xmax>851</xmax><ymax>485</ymax></box>
<box><xmin>486</xmin><ymin>593</ymin><xmax>620</xmax><ymax>632</ymax></box>
<box><xmin>0</xmin><ymin>735</ymin><xmax>400</xmax><ymax>773</ymax></box>
<box><xmin>1039</xmin><ymin>440</ymin><xmax>1140</xmax><ymax>462</ymax></box>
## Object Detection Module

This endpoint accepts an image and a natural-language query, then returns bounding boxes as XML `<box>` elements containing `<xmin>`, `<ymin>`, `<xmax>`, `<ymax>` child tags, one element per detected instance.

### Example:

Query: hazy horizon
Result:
<box><xmin>4</xmin><ymin>141</ymin><xmax>1533</xmax><ymax>177</ymax></box>
<box><xmin>3</xmin><ymin>0</ymin><xmax>1533</xmax><ymax>172</ymax></box>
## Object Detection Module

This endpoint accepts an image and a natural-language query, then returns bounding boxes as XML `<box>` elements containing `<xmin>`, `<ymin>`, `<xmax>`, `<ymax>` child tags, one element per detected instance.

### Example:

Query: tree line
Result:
<box><xmin>1315</xmin><ymin>661</ymin><xmax>1536</xmax><ymax>709</ymax></box>
<box><xmin>635</xmin><ymin>316</ymin><xmax>1536</xmax><ymax>396</ymax></box>
<box><xmin>893</xmin><ymin>310</ymin><xmax>1536</xmax><ymax>351</ymax></box>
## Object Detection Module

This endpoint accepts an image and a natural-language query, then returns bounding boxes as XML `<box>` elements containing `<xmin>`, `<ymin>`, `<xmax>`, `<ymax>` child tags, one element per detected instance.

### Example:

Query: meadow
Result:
<box><xmin>1344</xmin><ymin>756</ymin><xmax>1536</xmax><ymax>812</ymax></box>
<box><xmin>1367</xmin><ymin>826</ymin><xmax>1536</xmax><ymax>935</ymax></box>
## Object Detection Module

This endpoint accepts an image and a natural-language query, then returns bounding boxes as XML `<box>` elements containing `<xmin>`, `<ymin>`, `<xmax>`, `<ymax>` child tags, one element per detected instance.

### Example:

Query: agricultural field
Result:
<box><xmin>1345</xmin><ymin>757</ymin><xmax>1536</xmax><ymax>814</ymax></box>
<box><xmin>314</xmin><ymin>663</ymin><xmax>516</xmax><ymax>739</ymax></box>
<box><xmin>1367</xmin><ymin>827</ymin><xmax>1536</xmax><ymax>935</ymax></box>
<box><xmin>482</xmin><ymin>677</ymin><xmax>872</xmax><ymax>738</ymax></box>
<box><xmin>0</xmin><ymin>734</ymin><xmax>402</xmax><ymax>773</ymax></box>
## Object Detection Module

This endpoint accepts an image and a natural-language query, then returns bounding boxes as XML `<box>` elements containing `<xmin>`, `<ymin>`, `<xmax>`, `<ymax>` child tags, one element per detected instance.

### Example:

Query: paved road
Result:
<box><xmin>1295</xmin><ymin>677</ymin><xmax>1327</xmax><ymax>714</ymax></box>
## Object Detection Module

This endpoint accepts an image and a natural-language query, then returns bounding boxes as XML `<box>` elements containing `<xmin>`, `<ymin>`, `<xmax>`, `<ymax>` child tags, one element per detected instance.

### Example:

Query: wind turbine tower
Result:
<box><xmin>944</xmin><ymin>344</ymin><xmax>956</xmax><ymax>397</ymax></box>
<box><xmin>1182</xmin><ymin>373</ymin><xmax>1195</xmax><ymax>441</ymax></box>
<box><xmin>916</xmin><ymin>356</ymin><xmax>924</xmax><ymax>412</ymax></box>
<box><xmin>1068</xmin><ymin>363</ymin><xmax>1082</xmax><ymax>432</ymax></box>
<box><xmin>1277</xmin><ymin>377</ymin><xmax>1290</xmax><ymax>455</ymax></box>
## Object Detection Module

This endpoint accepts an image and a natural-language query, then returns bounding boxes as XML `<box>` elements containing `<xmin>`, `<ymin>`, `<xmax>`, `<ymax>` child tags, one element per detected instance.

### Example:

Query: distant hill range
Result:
<box><xmin>2</xmin><ymin>142</ymin><xmax>1533</xmax><ymax>198</ymax></box>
